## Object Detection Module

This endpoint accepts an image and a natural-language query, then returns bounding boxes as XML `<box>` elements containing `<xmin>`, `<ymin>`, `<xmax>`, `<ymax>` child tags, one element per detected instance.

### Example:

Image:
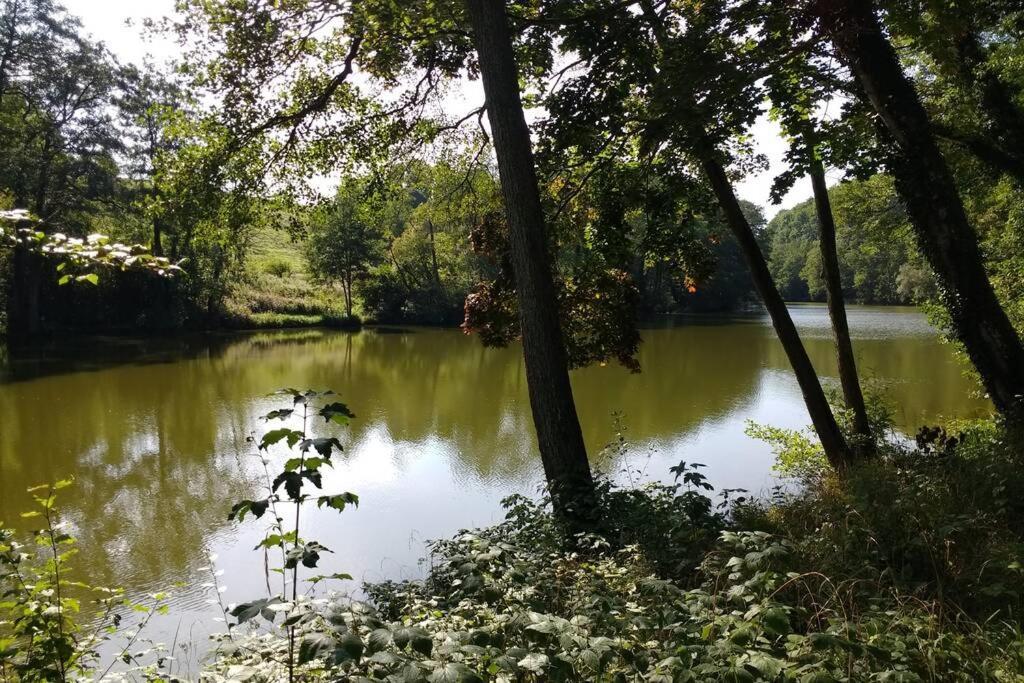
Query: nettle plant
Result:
<box><xmin>226</xmin><ymin>388</ymin><xmax>359</xmax><ymax>681</ymax></box>
<box><xmin>0</xmin><ymin>480</ymin><xmax>171</xmax><ymax>682</ymax></box>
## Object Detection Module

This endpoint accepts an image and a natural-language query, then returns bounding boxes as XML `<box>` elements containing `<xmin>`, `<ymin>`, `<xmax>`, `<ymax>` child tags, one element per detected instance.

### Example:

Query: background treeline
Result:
<box><xmin>764</xmin><ymin>172</ymin><xmax>1024</xmax><ymax>309</ymax></box>
<box><xmin>4</xmin><ymin>0</ymin><xmax>1024</xmax><ymax>343</ymax></box>
<box><xmin>0</xmin><ymin>0</ymin><xmax>267</xmax><ymax>337</ymax></box>
<box><xmin>0</xmin><ymin>0</ymin><xmax>768</xmax><ymax>338</ymax></box>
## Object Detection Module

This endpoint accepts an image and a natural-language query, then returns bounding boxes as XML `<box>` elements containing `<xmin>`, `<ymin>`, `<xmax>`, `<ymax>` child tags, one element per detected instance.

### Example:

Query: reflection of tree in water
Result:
<box><xmin>762</xmin><ymin>327</ymin><xmax>989</xmax><ymax>428</ymax></box>
<box><xmin>0</xmin><ymin>355</ymin><xmax>266</xmax><ymax>596</ymax></box>
<box><xmin>0</xmin><ymin>314</ymin><xmax>989</xmax><ymax>609</ymax></box>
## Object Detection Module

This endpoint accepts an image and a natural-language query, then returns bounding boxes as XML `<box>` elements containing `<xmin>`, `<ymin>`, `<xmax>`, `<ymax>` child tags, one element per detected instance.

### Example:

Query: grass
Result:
<box><xmin>222</xmin><ymin>225</ymin><xmax>360</xmax><ymax>330</ymax></box>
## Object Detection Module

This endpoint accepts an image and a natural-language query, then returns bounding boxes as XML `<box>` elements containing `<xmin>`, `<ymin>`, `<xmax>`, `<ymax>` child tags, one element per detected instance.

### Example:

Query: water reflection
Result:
<box><xmin>0</xmin><ymin>306</ymin><xmax>990</xmax><ymax>648</ymax></box>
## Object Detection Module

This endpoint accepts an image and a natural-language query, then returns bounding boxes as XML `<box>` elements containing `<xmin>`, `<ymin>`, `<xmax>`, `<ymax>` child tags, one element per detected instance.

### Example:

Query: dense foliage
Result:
<box><xmin>763</xmin><ymin>177</ymin><xmax>933</xmax><ymax>305</ymax></box>
<box><xmin>3</xmin><ymin>0</ymin><xmax>1024</xmax><ymax>675</ymax></box>
<box><xmin>764</xmin><ymin>171</ymin><xmax>1024</xmax><ymax>313</ymax></box>
<box><xmin>202</xmin><ymin>416</ymin><xmax>1024</xmax><ymax>682</ymax></box>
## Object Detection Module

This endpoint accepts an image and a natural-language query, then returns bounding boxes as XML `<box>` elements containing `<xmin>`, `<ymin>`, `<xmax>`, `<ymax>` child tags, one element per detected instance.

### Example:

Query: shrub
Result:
<box><xmin>263</xmin><ymin>258</ymin><xmax>294</xmax><ymax>278</ymax></box>
<box><xmin>0</xmin><ymin>480</ymin><xmax>171</xmax><ymax>681</ymax></box>
<box><xmin>208</xmin><ymin>470</ymin><xmax>1024</xmax><ymax>682</ymax></box>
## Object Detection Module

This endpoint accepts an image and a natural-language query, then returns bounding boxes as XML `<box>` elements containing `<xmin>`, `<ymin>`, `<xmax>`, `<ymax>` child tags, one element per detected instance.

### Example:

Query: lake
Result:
<box><xmin>0</xmin><ymin>304</ymin><xmax>990</xmax><ymax>665</ymax></box>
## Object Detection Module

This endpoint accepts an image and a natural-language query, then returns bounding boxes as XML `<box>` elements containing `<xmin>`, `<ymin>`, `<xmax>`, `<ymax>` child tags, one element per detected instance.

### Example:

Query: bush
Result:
<box><xmin>0</xmin><ymin>480</ymin><xmax>172</xmax><ymax>682</ymax></box>
<box><xmin>744</xmin><ymin>418</ymin><xmax>1024</xmax><ymax>621</ymax></box>
<box><xmin>208</xmin><ymin>421</ymin><xmax>1024</xmax><ymax>681</ymax></box>
<box><xmin>262</xmin><ymin>258</ymin><xmax>294</xmax><ymax>278</ymax></box>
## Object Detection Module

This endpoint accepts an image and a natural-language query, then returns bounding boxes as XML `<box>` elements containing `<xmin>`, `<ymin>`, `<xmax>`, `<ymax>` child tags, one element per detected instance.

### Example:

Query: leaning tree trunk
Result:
<box><xmin>465</xmin><ymin>0</ymin><xmax>597</xmax><ymax>527</ymax></box>
<box><xmin>819</xmin><ymin>0</ymin><xmax>1024</xmax><ymax>422</ymax></box>
<box><xmin>636</xmin><ymin>0</ymin><xmax>852</xmax><ymax>467</ymax></box>
<box><xmin>807</xmin><ymin>147</ymin><xmax>872</xmax><ymax>448</ymax></box>
<box><xmin>699</xmin><ymin>147</ymin><xmax>854</xmax><ymax>470</ymax></box>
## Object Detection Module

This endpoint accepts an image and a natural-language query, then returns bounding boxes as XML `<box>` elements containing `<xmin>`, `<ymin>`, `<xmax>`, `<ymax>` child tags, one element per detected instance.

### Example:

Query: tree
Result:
<box><xmin>306</xmin><ymin>181</ymin><xmax>384</xmax><ymax>318</ymax></box>
<box><xmin>765</xmin><ymin>175</ymin><xmax>931</xmax><ymax>307</ymax></box>
<box><xmin>0</xmin><ymin>0</ymin><xmax>121</xmax><ymax>336</ymax></box>
<box><xmin>814</xmin><ymin>0</ymin><xmax>1024</xmax><ymax>422</ymax></box>
<box><xmin>464</xmin><ymin>0</ymin><xmax>597</xmax><ymax>527</ymax></box>
<box><xmin>882</xmin><ymin>0</ymin><xmax>1024</xmax><ymax>184</ymax></box>
<box><xmin>539</xmin><ymin>0</ymin><xmax>854</xmax><ymax>468</ymax></box>
<box><xmin>761</xmin><ymin>9</ymin><xmax>872</xmax><ymax>447</ymax></box>
<box><xmin>117</xmin><ymin>64</ymin><xmax>185</xmax><ymax>257</ymax></box>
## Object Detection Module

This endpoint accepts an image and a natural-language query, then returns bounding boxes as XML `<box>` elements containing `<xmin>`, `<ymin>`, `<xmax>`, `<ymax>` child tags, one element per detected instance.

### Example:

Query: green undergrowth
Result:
<box><xmin>221</xmin><ymin>227</ymin><xmax>359</xmax><ymax>330</ymax></box>
<box><xmin>5</xmin><ymin>401</ymin><xmax>1024</xmax><ymax>681</ymax></box>
<box><xmin>205</xmin><ymin>418</ymin><xmax>1024</xmax><ymax>682</ymax></box>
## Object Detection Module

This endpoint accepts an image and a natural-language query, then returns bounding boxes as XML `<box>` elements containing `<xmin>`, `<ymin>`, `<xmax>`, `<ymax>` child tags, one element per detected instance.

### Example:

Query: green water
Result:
<box><xmin>0</xmin><ymin>304</ymin><xmax>989</xmax><ymax>657</ymax></box>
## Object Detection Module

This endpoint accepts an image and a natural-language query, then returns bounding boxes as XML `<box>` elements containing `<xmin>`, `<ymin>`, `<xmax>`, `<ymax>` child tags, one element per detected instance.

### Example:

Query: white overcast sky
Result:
<box><xmin>64</xmin><ymin>0</ymin><xmax>819</xmax><ymax>218</ymax></box>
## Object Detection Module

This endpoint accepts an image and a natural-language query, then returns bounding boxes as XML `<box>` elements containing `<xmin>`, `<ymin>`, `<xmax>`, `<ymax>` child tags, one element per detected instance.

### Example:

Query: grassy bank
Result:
<box><xmin>218</xmin><ymin>225</ymin><xmax>361</xmax><ymax>331</ymax></box>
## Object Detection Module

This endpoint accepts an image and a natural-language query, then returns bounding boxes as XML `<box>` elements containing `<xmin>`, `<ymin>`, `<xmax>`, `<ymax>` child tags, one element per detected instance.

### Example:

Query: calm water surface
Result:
<box><xmin>0</xmin><ymin>304</ymin><xmax>990</xmax><ymax>660</ymax></box>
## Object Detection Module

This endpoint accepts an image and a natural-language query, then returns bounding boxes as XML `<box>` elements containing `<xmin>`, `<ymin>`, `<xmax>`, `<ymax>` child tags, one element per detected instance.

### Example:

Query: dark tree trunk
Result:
<box><xmin>465</xmin><ymin>0</ymin><xmax>597</xmax><ymax>526</ymax></box>
<box><xmin>152</xmin><ymin>217</ymin><xmax>164</xmax><ymax>257</ymax></box>
<box><xmin>820</xmin><ymin>0</ymin><xmax>1024</xmax><ymax>422</ymax></box>
<box><xmin>700</xmin><ymin>148</ymin><xmax>854</xmax><ymax>470</ymax></box>
<box><xmin>10</xmin><ymin>245</ymin><xmax>41</xmax><ymax>338</ymax></box>
<box><xmin>427</xmin><ymin>219</ymin><xmax>441</xmax><ymax>287</ymax></box>
<box><xmin>637</xmin><ymin>0</ymin><xmax>850</xmax><ymax>465</ymax></box>
<box><xmin>807</xmin><ymin>150</ymin><xmax>871</xmax><ymax>447</ymax></box>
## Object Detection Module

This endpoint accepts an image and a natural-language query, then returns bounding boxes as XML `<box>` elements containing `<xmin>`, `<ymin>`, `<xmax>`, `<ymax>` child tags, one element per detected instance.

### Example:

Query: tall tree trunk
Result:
<box><xmin>637</xmin><ymin>0</ymin><xmax>853</xmax><ymax>466</ymax></box>
<box><xmin>465</xmin><ymin>0</ymin><xmax>597</xmax><ymax>526</ymax></box>
<box><xmin>819</xmin><ymin>0</ymin><xmax>1024</xmax><ymax>422</ymax></box>
<box><xmin>10</xmin><ymin>245</ymin><xmax>41</xmax><ymax>338</ymax></box>
<box><xmin>699</xmin><ymin>148</ymin><xmax>854</xmax><ymax>469</ymax></box>
<box><xmin>152</xmin><ymin>217</ymin><xmax>164</xmax><ymax>257</ymax></box>
<box><xmin>343</xmin><ymin>269</ymin><xmax>353</xmax><ymax>318</ymax></box>
<box><xmin>427</xmin><ymin>219</ymin><xmax>441</xmax><ymax>287</ymax></box>
<box><xmin>807</xmin><ymin>147</ymin><xmax>871</xmax><ymax>447</ymax></box>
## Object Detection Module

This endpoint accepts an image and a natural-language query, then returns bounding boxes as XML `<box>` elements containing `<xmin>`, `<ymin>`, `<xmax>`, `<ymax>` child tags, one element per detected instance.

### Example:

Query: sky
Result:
<box><xmin>64</xmin><ymin>0</ymin><xmax>821</xmax><ymax>219</ymax></box>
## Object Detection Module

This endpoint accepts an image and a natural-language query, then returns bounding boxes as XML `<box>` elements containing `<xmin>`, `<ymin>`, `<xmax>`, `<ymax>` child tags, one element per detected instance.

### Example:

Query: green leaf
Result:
<box><xmin>517</xmin><ymin>653</ymin><xmax>549</xmax><ymax>673</ymax></box>
<box><xmin>260</xmin><ymin>428</ymin><xmax>302</xmax><ymax>451</ymax></box>
<box><xmin>272</xmin><ymin>471</ymin><xmax>304</xmax><ymax>500</ymax></box>
<box><xmin>368</xmin><ymin>628</ymin><xmax>394</xmax><ymax>653</ymax></box>
<box><xmin>298</xmin><ymin>633</ymin><xmax>336</xmax><ymax>665</ymax></box>
<box><xmin>228</xmin><ymin>498</ymin><xmax>269</xmax><ymax>521</ymax></box>
<box><xmin>761</xmin><ymin>607</ymin><xmax>790</xmax><ymax>636</ymax></box>
<box><xmin>394</xmin><ymin>626</ymin><xmax>433</xmax><ymax>656</ymax></box>
<box><xmin>369</xmin><ymin>650</ymin><xmax>402</xmax><ymax>665</ymax></box>
<box><xmin>285</xmin><ymin>541</ymin><xmax>333</xmax><ymax>569</ymax></box>
<box><xmin>230</xmin><ymin>597</ymin><xmax>281</xmax><ymax>624</ymax></box>
<box><xmin>319</xmin><ymin>401</ymin><xmax>355</xmax><ymax>425</ymax></box>
<box><xmin>318</xmin><ymin>492</ymin><xmax>359</xmax><ymax>512</ymax></box>
<box><xmin>333</xmin><ymin>633</ymin><xmax>364</xmax><ymax>663</ymax></box>
<box><xmin>309</xmin><ymin>572</ymin><xmax>353</xmax><ymax>585</ymax></box>
<box><xmin>429</xmin><ymin>662</ymin><xmax>480</xmax><ymax>683</ymax></box>
<box><xmin>301</xmin><ymin>437</ymin><xmax>343</xmax><ymax>457</ymax></box>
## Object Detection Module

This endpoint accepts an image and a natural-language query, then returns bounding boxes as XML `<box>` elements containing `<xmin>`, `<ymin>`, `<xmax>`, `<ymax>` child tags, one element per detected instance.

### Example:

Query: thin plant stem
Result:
<box><xmin>43</xmin><ymin>492</ymin><xmax>69</xmax><ymax>681</ymax></box>
<box><xmin>287</xmin><ymin>402</ymin><xmax>309</xmax><ymax>683</ymax></box>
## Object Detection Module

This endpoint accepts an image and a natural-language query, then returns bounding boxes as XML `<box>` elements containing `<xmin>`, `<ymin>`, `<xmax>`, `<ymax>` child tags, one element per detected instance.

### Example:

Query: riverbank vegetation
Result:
<box><xmin>4</xmin><ymin>402</ymin><xmax>1024</xmax><ymax>681</ymax></box>
<box><xmin>206</xmin><ymin>416</ymin><xmax>1024</xmax><ymax>683</ymax></box>
<box><xmin>3</xmin><ymin>0</ymin><xmax>1024</xmax><ymax>679</ymax></box>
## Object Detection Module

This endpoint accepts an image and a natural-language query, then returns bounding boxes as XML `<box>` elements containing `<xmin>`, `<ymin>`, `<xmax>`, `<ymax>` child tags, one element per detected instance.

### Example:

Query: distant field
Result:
<box><xmin>247</xmin><ymin>224</ymin><xmax>311</xmax><ymax>281</ymax></box>
<box><xmin>225</xmin><ymin>225</ymin><xmax>357</xmax><ymax>329</ymax></box>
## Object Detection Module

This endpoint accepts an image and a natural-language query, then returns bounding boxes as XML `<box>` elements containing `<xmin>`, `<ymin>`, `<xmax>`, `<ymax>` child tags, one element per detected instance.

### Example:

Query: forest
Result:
<box><xmin>2</xmin><ymin>0</ymin><xmax>1024</xmax><ymax>680</ymax></box>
